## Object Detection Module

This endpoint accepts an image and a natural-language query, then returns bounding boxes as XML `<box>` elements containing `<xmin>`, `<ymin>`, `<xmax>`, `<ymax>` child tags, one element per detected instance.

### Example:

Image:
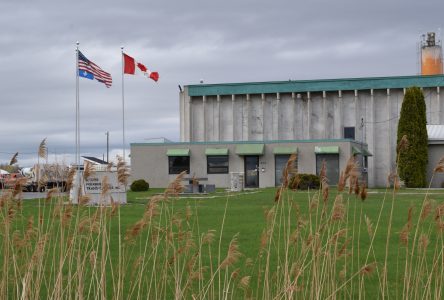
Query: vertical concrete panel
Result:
<box><xmin>373</xmin><ymin>89</ymin><xmax>390</xmax><ymax>186</ymax></box>
<box><xmin>243</xmin><ymin>95</ymin><xmax>250</xmax><ymax>140</ymax></box>
<box><xmin>427</xmin><ymin>87</ymin><xmax>439</xmax><ymax>124</ymax></box>
<box><xmin>359</xmin><ymin>90</ymin><xmax>374</xmax><ymax>186</ymax></box>
<box><xmin>332</xmin><ymin>91</ymin><xmax>342</xmax><ymax>138</ymax></box>
<box><xmin>206</xmin><ymin>96</ymin><xmax>215</xmax><ymax>141</ymax></box>
<box><xmin>390</xmin><ymin>90</ymin><xmax>403</xmax><ymax>171</ymax></box>
<box><xmin>273</xmin><ymin>93</ymin><xmax>280</xmax><ymax>140</ymax></box>
<box><xmin>180</xmin><ymin>91</ymin><xmax>184</xmax><ymax>141</ymax></box>
<box><xmin>263</xmin><ymin>95</ymin><xmax>273</xmax><ymax>140</ymax></box>
<box><xmin>310</xmin><ymin>93</ymin><xmax>323</xmax><ymax>139</ymax></box>
<box><xmin>294</xmin><ymin>94</ymin><xmax>304</xmax><ymax>139</ymax></box>
<box><xmin>192</xmin><ymin>99</ymin><xmax>204</xmax><ymax>141</ymax></box>
<box><xmin>219</xmin><ymin>96</ymin><xmax>233</xmax><ymax>141</ymax></box>
<box><xmin>249</xmin><ymin>95</ymin><xmax>263</xmax><ymax>140</ymax></box>
<box><xmin>342</xmin><ymin>91</ymin><xmax>355</xmax><ymax>128</ymax></box>
<box><xmin>280</xmin><ymin>94</ymin><xmax>293</xmax><ymax>140</ymax></box>
<box><xmin>303</xmin><ymin>94</ymin><xmax>310</xmax><ymax>139</ymax></box>
<box><xmin>216</xmin><ymin>95</ymin><xmax>221</xmax><ymax>141</ymax></box>
<box><xmin>386</xmin><ymin>89</ymin><xmax>393</xmax><ymax>170</ymax></box>
<box><xmin>325</xmin><ymin>92</ymin><xmax>335</xmax><ymax>139</ymax></box>
<box><xmin>233</xmin><ymin>95</ymin><xmax>245</xmax><ymax>141</ymax></box>
<box><xmin>202</xmin><ymin>96</ymin><xmax>207</xmax><ymax>141</ymax></box>
<box><xmin>438</xmin><ymin>87</ymin><xmax>441</xmax><ymax>124</ymax></box>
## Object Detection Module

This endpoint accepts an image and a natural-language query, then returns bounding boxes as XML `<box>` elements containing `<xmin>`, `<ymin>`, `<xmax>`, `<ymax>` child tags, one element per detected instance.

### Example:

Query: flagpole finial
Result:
<box><xmin>76</xmin><ymin>41</ymin><xmax>79</xmax><ymax>46</ymax></box>
<box><xmin>121</xmin><ymin>46</ymin><xmax>124</xmax><ymax>52</ymax></box>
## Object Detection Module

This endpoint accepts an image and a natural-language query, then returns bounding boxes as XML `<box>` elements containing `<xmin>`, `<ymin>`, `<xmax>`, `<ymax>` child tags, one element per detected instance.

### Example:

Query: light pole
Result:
<box><xmin>105</xmin><ymin>131</ymin><xmax>109</xmax><ymax>163</ymax></box>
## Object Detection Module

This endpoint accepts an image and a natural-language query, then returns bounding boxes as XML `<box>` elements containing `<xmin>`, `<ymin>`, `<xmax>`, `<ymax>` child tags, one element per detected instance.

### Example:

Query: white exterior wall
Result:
<box><xmin>131</xmin><ymin>141</ymin><xmax>357</xmax><ymax>188</ymax></box>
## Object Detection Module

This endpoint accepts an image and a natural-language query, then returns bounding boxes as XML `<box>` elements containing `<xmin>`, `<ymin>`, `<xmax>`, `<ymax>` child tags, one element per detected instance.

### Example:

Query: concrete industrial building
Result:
<box><xmin>131</xmin><ymin>74</ymin><xmax>444</xmax><ymax>188</ymax></box>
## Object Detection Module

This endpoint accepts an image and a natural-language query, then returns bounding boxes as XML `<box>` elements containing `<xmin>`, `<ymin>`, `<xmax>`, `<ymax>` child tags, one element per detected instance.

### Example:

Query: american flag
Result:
<box><xmin>78</xmin><ymin>51</ymin><xmax>112</xmax><ymax>88</ymax></box>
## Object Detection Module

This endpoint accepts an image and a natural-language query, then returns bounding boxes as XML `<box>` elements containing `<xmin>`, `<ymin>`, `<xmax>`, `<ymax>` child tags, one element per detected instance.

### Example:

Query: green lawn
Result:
<box><xmin>1</xmin><ymin>186</ymin><xmax>443</xmax><ymax>299</ymax></box>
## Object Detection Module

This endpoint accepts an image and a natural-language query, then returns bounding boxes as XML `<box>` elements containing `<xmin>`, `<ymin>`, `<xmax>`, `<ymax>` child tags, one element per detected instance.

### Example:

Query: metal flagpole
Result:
<box><xmin>76</xmin><ymin>42</ymin><xmax>80</xmax><ymax>169</ymax></box>
<box><xmin>121</xmin><ymin>46</ymin><xmax>125</xmax><ymax>162</ymax></box>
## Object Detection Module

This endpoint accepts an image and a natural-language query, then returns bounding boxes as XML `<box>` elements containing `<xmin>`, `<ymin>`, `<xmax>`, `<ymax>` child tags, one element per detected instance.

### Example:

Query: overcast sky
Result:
<box><xmin>0</xmin><ymin>0</ymin><xmax>443</xmax><ymax>167</ymax></box>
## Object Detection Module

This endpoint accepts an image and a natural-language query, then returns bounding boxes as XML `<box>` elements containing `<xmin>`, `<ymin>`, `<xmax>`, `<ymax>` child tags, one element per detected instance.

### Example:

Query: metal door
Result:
<box><xmin>244</xmin><ymin>156</ymin><xmax>259</xmax><ymax>188</ymax></box>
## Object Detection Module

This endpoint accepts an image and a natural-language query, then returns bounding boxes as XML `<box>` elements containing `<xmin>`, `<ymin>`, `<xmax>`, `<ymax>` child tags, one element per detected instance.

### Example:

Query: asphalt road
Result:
<box><xmin>0</xmin><ymin>192</ymin><xmax>67</xmax><ymax>200</ymax></box>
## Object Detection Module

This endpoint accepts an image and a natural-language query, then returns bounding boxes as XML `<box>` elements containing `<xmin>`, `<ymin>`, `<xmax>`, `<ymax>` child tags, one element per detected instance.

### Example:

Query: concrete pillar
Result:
<box><xmin>307</xmin><ymin>92</ymin><xmax>311</xmax><ymax>139</ymax></box>
<box><xmin>215</xmin><ymin>95</ymin><xmax>220</xmax><ymax>141</ymax></box>
<box><xmin>231</xmin><ymin>94</ymin><xmax>235</xmax><ymax>141</ymax></box>
<box><xmin>438</xmin><ymin>87</ymin><xmax>441</xmax><ymax>124</ymax></box>
<box><xmin>244</xmin><ymin>94</ymin><xmax>250</xmax><ymax>140</ymax></box>
<box><xmin>339</xmin><ymin>90</ymin><xmax>344</xmax><ymax>138</ymax></box>
<box><xmin>188</xmin><ymin>96</ymin><xmax>193</xmax><ymax>142</ymax></box>
<box><xmin>387</xmin><ymin>89</ymin><xmax>392</xmax><ymax>170</ymax></box>
<box><xmin>202</xmin><ymin>96</ymin><xmax>207</xmax><ymax>142</ymax></box>
<box><xmin>369</xmin><ymin>89</ymin><xmax>375</xmax><ymax>187</ymax></box>
<box><xmin>274</xmin><ymin>93</ymin><xmax>280</xmax><ymax>140</ymax></box>
<box><xmin>179</xmin><ymin>91</ymin><xmax>185</xmax><ymax>141</ymax></box>
<box><xmin>292</xmin><ymin>92</ymin><xmax>296</xmax><ymax>139</ymax></box>
<box><xmin>261</xmin><ymin>93</ymin><xmax>265</xmax><ymax>141</ymax></box>
<box><xmin>354</xmin><ymin>90</ymin><xmax>360</xmax><ymax>141</ymax></box>
<box><xmin>322</xmin><ymin>91</ymin><xmax>327</xmax><ymax>139</ymax></box>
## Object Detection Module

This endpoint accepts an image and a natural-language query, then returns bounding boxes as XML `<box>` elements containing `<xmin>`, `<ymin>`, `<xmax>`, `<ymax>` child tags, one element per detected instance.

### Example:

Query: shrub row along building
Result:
<box><xmin>131</xmin><ymin>74</ymin><xmax>444</xmax><ymax>188</ymax></box>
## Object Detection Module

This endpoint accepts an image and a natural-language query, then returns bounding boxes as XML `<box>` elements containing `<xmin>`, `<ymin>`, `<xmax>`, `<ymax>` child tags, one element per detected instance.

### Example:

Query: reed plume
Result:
<box><xmin>65</xmin><ymin>166</ymin><xmax>77</xmax><ymax>192</ymax></box>
<box><xmin>9</xmin><ymin>152</ymin><xmax>18</xmax><ymax>165</ymax></box>
<box><xmin>282</xmin><ymin>153</ymin><xmax>297</xmax><ymax>188</ymax></box>
<box><xmin>83</xmin><ymin>161</ymin><xmax>94</xmax><ymax>181</ymax></box>
<box><xmin>116</xmin><ymin>155</ymin><xmax>130</xmax><ymax>186</ymax></box>
<box><xmin>38</xmin><ymin>138</ymin><xmax>47</xmax><ymax>159</ymax></box>
<box><xmin>220</xmin><ymin>234</ymin><xmax>242</xmax><ymax>269</ymax></box>
<box><xmin>433</xmin><ymin>156</ymin><xmax>444</xmax><ymax>173</ymax></box>
<box><xmin>397</xmin><ymin>134</ymin><xmax>409</xmax><ymax>153</ymax></box>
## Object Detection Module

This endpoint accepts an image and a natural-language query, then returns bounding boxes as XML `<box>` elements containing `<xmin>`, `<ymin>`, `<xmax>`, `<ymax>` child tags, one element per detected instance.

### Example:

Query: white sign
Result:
<box><xmin>70</xmin><ymin>170</ymin><xmax>127</xmax><ymax>205</ymax></box>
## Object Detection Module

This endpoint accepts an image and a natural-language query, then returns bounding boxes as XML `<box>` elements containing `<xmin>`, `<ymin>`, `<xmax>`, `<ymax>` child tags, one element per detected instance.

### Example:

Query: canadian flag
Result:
<box><xmin>123</xmin><ymin>53</ymin><xmax>159</xmax><ymax>82</ymax></box>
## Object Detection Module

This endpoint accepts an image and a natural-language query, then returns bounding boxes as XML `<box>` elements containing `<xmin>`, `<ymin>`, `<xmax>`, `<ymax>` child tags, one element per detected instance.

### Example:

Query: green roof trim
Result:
<box><xmin>205</xmin><ymin>148</ymin><xmax>229</xmax><ymax>155</ymax></box>
<box><xmin>315</xmin><ymin>146</ymin><xmax>339</xmax><ymax>154</ymax></box>
<box><xmin>186</xmin><ymin>75</ymin><xmax>444</xmax><ymax>96</ymax></box>
<box><xmin>362</xmin><ymin>148</ymin><xmax>373</xmax><ymax>157</ymax></box>
<box><xmin>352</xmin><ymin>146</ymin><xmax>362</xmax><ymax>155</ymax></box>
<box><xmin>273</xmin><ymin>146</ymin><xmax>298</xmax><ymax>155</ymax></box>
<box><xmin>166</xmin><ymin>148</ymin><xmax>190</xmax><ymax>156</ymax></box>
<box><xmin>235</xmin><ymin>144</ymin><xmax>264</xmax><ymax>155</ymax></box>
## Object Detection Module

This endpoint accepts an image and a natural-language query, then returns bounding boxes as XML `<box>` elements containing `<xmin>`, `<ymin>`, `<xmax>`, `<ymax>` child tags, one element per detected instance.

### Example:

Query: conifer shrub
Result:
<box><xmin>396</xmin><ymin>86</ymin><xmax>428</xmax><ymax>188</ymax></box>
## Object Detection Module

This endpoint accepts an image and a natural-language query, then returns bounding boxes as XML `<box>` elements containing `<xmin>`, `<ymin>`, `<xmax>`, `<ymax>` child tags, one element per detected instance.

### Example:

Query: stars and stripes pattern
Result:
<box><xmin>78</xmin><ymin>51</ymin><xmax>112</xmax><ymax>88</ymax></box>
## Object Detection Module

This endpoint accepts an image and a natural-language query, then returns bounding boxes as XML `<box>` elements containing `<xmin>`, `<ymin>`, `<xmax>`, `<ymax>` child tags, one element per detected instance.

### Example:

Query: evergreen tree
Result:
<box><xmin>397</xmin><ymin>87</ymin><xmax>428</xmax><ymax>187</ymax></box>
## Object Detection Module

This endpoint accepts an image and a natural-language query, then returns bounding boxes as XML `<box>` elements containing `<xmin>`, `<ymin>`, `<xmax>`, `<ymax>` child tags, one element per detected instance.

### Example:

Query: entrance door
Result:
<box><xmin>244</xmin><ymin>156</ymin><xmax>259</xmax><ymax>188</ymax></box>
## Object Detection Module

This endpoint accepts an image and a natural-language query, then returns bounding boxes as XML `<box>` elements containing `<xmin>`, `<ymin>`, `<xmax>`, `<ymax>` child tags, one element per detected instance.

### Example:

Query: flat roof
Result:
<box><xmin>131</xmin><ymin>138</ymin><xmax>367</xmax><ymax>147</ymax></box>
<box><xmin>186</xmin><ymin>74</ymin><xmax>444</xmax><ymax>96</ymax></box>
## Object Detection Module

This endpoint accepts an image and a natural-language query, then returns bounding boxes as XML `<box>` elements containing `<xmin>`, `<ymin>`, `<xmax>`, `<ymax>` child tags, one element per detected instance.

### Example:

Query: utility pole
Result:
<box><xmin>105</xmin><ymin>131</ymin><xmax>109</xmax><ymax>163</ymax></box>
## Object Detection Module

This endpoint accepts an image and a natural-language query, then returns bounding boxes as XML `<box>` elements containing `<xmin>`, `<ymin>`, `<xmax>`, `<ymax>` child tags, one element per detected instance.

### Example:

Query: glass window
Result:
<box><xmin>168</xmin><ymin>156</ymin><xmax>190</xmax><ymax>174</ymax></box>
<box><xmin>316</xmin><ymin>154</ymin><xmax>339</xmax><ymax>185</ymax></box>
<box><xmin>207</xmin><ymin>155</ymin><xmax>229</xmax><ymax>174</ymax></box>
<box><xmin>344</xmin><ymin>127</ymin><xmax>355</xmax><ymax>140</ymax></box>
<box><xmin>275</xmin><ymin>155</ymin><xmax>298</xmax><ymax>186</ymax></box>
